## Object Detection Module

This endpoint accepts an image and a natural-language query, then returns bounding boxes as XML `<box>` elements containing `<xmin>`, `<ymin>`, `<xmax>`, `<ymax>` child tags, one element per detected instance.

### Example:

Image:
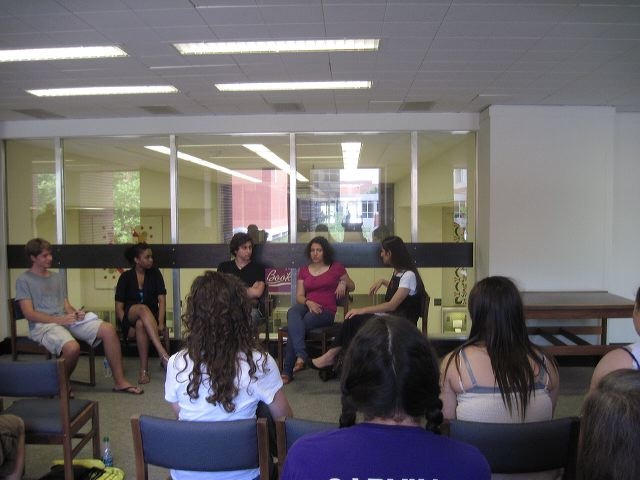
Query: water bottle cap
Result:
<box><xmin>103</xmin><ymin>436</ymin><xmax>109</xmax><ymax>442</ymax></box>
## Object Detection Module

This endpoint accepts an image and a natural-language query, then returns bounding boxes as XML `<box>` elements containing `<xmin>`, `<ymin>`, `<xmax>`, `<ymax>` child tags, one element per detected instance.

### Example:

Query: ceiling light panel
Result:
<box><xmin>27</xmin><ymin>86</ymin><xmax>179</xmax><ymax>97</ymax></box>
<box><xmin>216</xmin><ymin>81</ymin><xmax>371</xmax><ymax>92</ymax></box>
<box><xmin>145</xmin><ymin>146</ymin><xmax>261</xmax><ymax>184</ymax></box>
<box><xmin>174</xmin><ymin>39</ymin><xmax>379</xmax><ymax>55</ymax></box>
<box><xmin>0</xmin><ymin>46</ymin><xmax>127</xmax><ymax>62</ymax></box>
<box><xmin>243</xmin><ymin>144</ymin><xmax>308</xmax><ymax>182</ymax></box>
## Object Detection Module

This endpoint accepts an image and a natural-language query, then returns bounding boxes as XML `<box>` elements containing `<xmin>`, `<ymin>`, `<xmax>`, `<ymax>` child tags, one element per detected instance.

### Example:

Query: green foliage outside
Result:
<box><xmin>112</xmin><ymin>171</ymin><xmax>140</xmax><ymax>244</ymax></box>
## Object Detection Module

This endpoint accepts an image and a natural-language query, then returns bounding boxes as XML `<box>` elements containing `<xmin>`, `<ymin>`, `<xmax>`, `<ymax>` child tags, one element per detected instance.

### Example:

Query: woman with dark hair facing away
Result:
<box><xmin>281</xmin><ymin>315</ymin><xmax>490</xmax><ymax>480</ymax></box>
<box><xmin>217</xmin><ymin>232</ymin><xmax>266</xmax><ymax>327</ymax></box>
<box><xmin>282</xmin><ymin>236</ymin><xmax>354</xmax><ymax>384</ymax></box>
<box><xmin>440</xmin><ymin>276</ymin><xmax>559</xmax><ymax>424</ymax></box>
<box><xmin>589</xmin><ymin>286</ymin><xmax>640</xmax><ymax>392</ymax></box>
<box><xmin>165</xmin><ymin>271</ymin><xmax>292</xmax><ymax>480</ymax></box>
<box><xmin>115</xmin><ymin>242</ymin><xmax>170</xmax><ymax>384</ymax></box>
<box><xmin>579</xmin><ymin>369</ymin><xmax>640</xmax><ymax>480</ymax></box>
<box><xmin>310</xmin><ymin>235</ymin><xmax>426</xmax><ymax>371</ymax></box>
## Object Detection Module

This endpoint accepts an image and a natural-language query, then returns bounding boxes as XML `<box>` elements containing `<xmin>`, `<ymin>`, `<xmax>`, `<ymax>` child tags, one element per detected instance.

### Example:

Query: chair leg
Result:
<box><xmin>88</xmin><ymin>347</ymin><xmax>96</xmax><ymax>387</ymax></box>
<box><xmin>92</xmin><ymin>403</ymin><xmax>101</xmax><ymax>459</ymax></box>
<box><xmin>277</xmin><ymin>332</ymin><xmax>285</xmax><ymax>371</ymax></box>
<box><xmin>63</xmin><ymin>436</ymin><xmax>74</xmax><ymax>480</ymax></box>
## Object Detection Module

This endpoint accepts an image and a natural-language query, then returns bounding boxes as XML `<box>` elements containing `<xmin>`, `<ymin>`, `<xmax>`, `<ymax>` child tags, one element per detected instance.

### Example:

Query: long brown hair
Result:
<box><xmin>179</xmin><ymin>270</ymin><xmax>266</xmax><ymax>412</ymax></box>
<box><xmin>443</xmin><ymin>276</ymin><xmax>553</xmax><ymax>420</ymax></box>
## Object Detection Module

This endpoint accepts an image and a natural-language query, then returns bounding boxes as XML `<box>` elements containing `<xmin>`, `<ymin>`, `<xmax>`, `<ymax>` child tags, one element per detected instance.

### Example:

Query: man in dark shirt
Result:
<box><xmin>217</xmin><ymin>232</ymin><xmax>266</xmax><ymax>325</ymax></box>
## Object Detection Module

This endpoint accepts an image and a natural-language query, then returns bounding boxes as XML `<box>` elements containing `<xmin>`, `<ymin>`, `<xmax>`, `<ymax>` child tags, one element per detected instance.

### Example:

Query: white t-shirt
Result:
<box><xmin>396</xmin><ymin>270</ymin><xmax>417</xmax><ymax>296</ymax></box>
<box><xmin>165</xmin><ymin>349</ymin><xmax>282</xmax><ymax>480</ymax></box>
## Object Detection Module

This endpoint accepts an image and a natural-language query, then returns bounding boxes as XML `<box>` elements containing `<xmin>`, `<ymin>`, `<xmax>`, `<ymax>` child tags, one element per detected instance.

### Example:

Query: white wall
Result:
<box><xmin>478</xmin><ymin>106</ymin><xmax>640</xmax><ymax>343</ymax></box>
<box><xmin>608</xmin><ymin>113</ymin><xmax>640</xmax><ymax>342</ymax></box>
<box><xmin>479</xmin><ymin>105</ymin><xmax>615</xmax><ymax>291</ymax></box>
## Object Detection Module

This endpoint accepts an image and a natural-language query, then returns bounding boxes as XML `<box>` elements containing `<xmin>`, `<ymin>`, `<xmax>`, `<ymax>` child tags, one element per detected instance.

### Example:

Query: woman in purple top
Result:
<box><xmin>282</xmin><ymin>236</ymin><xmax>354</xmax><ymax>384</ymax></box>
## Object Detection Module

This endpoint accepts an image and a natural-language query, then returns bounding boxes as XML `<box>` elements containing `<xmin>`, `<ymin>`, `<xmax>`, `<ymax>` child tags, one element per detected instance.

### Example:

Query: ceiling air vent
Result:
<box><xmin>271</xmin><ymin>102</ymin><xmax>304</xmax><ymax>113</ymax></box>
<box><xmin>13</xmin><ymin>109</ymin><xmax>65</xmax><ymax>119</ymax></box>
<box><xmin>139</xmin><ymin>106</ymin><xmax>180</xmax><ymax>115</ymax></box>
<box><xmin>398</xmin><ymin>101</ymin><xmax>434</xmax><ymax>112</ymax></box>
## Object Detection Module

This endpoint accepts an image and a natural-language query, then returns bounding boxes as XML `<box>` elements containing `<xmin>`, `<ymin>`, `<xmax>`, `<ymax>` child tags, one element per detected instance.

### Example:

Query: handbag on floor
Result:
<box><xmin>39</xmin><ymin>459</ymin><xmax>125</xmax><ymax>480</ymax></box>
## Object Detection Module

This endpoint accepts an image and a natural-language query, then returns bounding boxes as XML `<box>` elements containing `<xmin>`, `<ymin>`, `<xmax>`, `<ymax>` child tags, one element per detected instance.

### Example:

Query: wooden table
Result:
<box><xmin>523</xmin><ymin>291</ymin><xmax>635</xmax><ymax>356</ymax></box>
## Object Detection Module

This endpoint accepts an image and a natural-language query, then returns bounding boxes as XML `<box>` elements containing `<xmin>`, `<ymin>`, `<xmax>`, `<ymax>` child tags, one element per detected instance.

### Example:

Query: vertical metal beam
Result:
<box><xmin>169</xmin><ymin>134</ymin><xmax>181</xmax><ymax>338</ymax></box>
<box><xmin>411</xmin><ymin>131</ymin><xmax>418</xmax><ymax>242</ymax></box>
<box><xmin>289</xmin><ymin>133</ymin><xmax>297</xmax><ymax>305</ymax></box>
<box><xmin>0</xmin><ymin>140</ymin><xmax>8</xmax><ymax>340</ymax></box>
<box><xmin>289</xmin><ymin>133</ymin><xmax>297</xmax><ymax>244</ymax></box>
<box><xmin>54</xmin><ymin>138</ymin><xmax>65</xmax><ymax>244</ymax></box>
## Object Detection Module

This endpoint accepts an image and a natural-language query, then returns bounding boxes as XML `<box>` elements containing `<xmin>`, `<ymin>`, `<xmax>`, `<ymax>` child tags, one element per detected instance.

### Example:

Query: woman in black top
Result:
<box><xmin>115</xmin><ymin>242</ymin><xmax>170</xmax><ymax>384</ymax></box>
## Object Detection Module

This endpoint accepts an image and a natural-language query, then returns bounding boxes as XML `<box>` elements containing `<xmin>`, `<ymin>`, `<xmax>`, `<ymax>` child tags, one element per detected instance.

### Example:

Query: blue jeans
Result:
<box><xmin>283</xmin><ymin>303</ymin><xmax>334</xmax><ymax>376</ymax></box>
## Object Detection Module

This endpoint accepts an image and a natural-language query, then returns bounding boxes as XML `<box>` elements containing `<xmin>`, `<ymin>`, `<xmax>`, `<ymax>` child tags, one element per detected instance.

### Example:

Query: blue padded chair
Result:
<box><xmin>442</xmin><ymin>417</ymin><xmax>580</xmax><ymax>479</ymax></box>
<box><xmin>0</xmin><ymin>359</ymin><xmax>100</xmax><ymax>480</ymax></box>
<box><xmin>275</xmin><ymin>417</ymin><xmax>337</xmax><ymax>476</ymax></box>
<box><xmin>9</xmin><ymin>298</ymin><xmax>96</xmax><ymax>386</ymax></box>
<box><xmin>131</xmin><ymin>415</ymin><xmax>270</xmax><ymax>480</ymax></box>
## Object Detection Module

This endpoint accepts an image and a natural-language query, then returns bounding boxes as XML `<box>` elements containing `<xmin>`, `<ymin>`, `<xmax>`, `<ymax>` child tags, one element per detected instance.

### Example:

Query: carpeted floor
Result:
<box><xmin>2</xmin><ymin>354</ymin><xmax>594</xmax><ymax>480</ymax></box>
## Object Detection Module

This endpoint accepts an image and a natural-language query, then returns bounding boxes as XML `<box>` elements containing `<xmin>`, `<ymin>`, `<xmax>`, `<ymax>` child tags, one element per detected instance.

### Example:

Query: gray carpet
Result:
<box><xmin>2</xmin><ymin>354</ymin><xmax>592</xmax><ymax>480</ymax></box>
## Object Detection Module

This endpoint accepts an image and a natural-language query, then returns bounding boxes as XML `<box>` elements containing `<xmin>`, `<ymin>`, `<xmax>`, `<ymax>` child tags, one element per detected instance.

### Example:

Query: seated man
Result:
<box><xmin>217</xmin><ymin>232</ymin><xmax>266</xmax><ymax>326</ymax></box>
<box><xmin>0</xmin><ymin>415</ymin><xmax>25</xmax><ymax>480</ymax></box>
<box><xmin>15</xmin><ymin>238</ymin><xmax>142</xmax><ymax>395</ymax></box>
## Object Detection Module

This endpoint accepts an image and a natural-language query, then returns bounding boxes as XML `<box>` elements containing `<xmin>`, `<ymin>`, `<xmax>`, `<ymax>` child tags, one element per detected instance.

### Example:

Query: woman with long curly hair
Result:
<box><xmin>440</xmin><ymin>276</ymin><xmax>559</xmax><ymax>425</ymax></box>
<box><xmin>165</xmin><ymin>271</ymin><xmax>292</xmax><ymax>480</ymax></box>
<box><xmin>281</xmin><ymin>315</ymin><xmax>490</xmax><ymax>480</ymax></box>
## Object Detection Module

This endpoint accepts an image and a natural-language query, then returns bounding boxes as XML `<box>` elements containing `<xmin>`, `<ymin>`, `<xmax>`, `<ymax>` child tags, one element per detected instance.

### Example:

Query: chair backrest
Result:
<box><xmin>275</xmin><ymin>417</ymin><xmax>336</xmax><ymax>475</ymax></box>
<box><xmin>131</xmin><ymin>415</ymin><xmax>270</xmax><ymax>480</ymax></box>
<box><xmin>443</xmin><ymin>417</ymin><xmax>580</xmax><ymax>478</ymax></box>
<box><xmin>0</xmin><ymin>359</ymin><xmax>62</xmax><ymax>398</ymax></box>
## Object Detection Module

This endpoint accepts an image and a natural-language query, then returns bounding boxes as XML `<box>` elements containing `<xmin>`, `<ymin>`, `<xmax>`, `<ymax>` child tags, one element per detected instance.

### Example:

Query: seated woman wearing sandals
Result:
<box><xmin>165</xmin><ymin>271</ymin><xmax>292</xmax><ymax>480</ymax></box>
<box><xmin>281</xmin><ymin>315</ymin><xmax>490</xmax><ymax>480</ymax></box>
<box><xmin>589</xmin><ymin>286</ymin><xmax>640</xmax><ymax>392</ymax></box>
<box><xmin>115</xmin><ymin>242</ymin><xmax>170</xmax><ymax>385</ymax></box>
<box><xmin>310</xmin><ymin>235</ymin><xmax>426</xmax><ymax>373</ymax></box>
<box><xmin>282</xmin><ymin>236</ymin><xmax>355</xmax><ymax>384</ymax></box>
<box><xmin>440</xmin><ymin>276</ymin><xmax>560</xmax><ymax>479</ymax></box>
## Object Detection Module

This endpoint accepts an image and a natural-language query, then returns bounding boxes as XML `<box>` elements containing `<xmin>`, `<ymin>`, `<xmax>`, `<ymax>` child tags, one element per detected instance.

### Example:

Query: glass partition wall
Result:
<box><xmin>5</xmin><ymin>131</ymin><xmax>475</xmax><ymax>339</ymax></box>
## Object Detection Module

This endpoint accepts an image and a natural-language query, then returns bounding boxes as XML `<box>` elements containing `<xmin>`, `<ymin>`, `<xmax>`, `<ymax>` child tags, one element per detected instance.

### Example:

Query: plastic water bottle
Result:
<box><xmin>103</xmin><ymin>358</ymin><xmax>112</xmax><ymax>378</ymax></box>
<box><xmin>102</xmin><ymin>436</ymin><xmax>114</xmax><ymax>467</ymax></box>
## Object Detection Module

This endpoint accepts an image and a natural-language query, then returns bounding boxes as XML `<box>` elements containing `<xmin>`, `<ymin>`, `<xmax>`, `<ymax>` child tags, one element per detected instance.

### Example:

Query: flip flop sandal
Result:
<box><xmin>112</xmin><ymin>385</ymin><xmax>144</xmax><ymax>395</ymax></box>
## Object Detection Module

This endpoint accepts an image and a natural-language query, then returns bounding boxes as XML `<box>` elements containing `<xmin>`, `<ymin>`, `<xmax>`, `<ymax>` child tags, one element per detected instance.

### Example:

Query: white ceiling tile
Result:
<box><xmin>153</xmin><ymin>26</ymin><xmax>218</xmax><ymax>42</ymax></box>
<box><xmin>122</xmin><ymin>0</ymin><xmax>194</xmax><ymax>9</ymax></box>
<box><xmin>138</xmin><ymin>9</ymin><xmax>207</xmax><ymax>28</ymax></box>
<box><xmin>381</xmin><ymin>36</ymin><xmax>435</xmax><ymax>52</ymax></box>
<box><xmin>447</xmin><ymin>4</ymin><xmax>573</xmax><ymax>23</ymax></box>
<box><xmin>211</xmin><ymin>24</ymin><xmax>272</xmax><ymax>39</ymax></box>
<box><xmin>259</xmin><ymin>5</ymin><xmax>324</xmax><ymax>23</ymax></box>
<box><xmin>266</xmin><ymin>23</ymin><xmax>327</xmax><ymax>38</ymax></box>
<box><xmin>323</xmin><ymin>4</ymin><xmax>387</xmax><ymax>23</ymax></box>
<box><xmin>382</xmin><ymin>21</ymin><xmax>441</xmax><ymax>37</ymax></box>
<box><xmin>0</xmin><ymin>1</ymin><xmax>70</xmax><ymax>15</ymax></box>
<box><xmin>75</xmin><ymin>11</ymin><xmax>147</xmax><ymax>29</ymax></box>
<box><xmin>56</xmin><ymin>0</ymin><xmax>129</xmax><ymax>12</ymax></box>
<box><xmin>325</xmin><ymin>22</ymin><xmax>383</xmax><ymax>37</ymax></box>
<box><xmin>198</xmin><ymin>6</ymin><xmax>264</xmax><ymax>25</ymax></box>
<box><xmin>384</xmin><ymin>4</ymin><xmax>448</xmax><ymax>22</ymax></box>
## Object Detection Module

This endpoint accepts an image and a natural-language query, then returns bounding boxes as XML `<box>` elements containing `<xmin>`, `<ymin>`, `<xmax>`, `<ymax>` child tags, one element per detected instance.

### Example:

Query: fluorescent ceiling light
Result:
<box><xmin>243</xmin><ymin>144</ymin><xmax>308</xmax><ymax>182</ymax></box>
<box><xmin>451</xmin><ymin>130</ymin><xmax>470</xmax><ymax>135</ymax></box>
<box><xmin>216</xmin><ymin>81</ymin><xmax>371</xmax><ymax>92</ymax></box>
<box><xmin>145</xmin><ymin>146</ymin><xmax>261</xmax><ymax>184</ymax></box>
<box><xmin>174</xmin><ymin>39</ymin><xmax>379</xmax><ymax>55</ymax></box>
<box><xmin>0</xmin><ymin>46</ymin><xmax>127</xmax><ymax>62</ymax></box>
<box><xmin>341</xmin><ymin>142</ymin><xmax>361</xmax><ymax>171</ymax></box>
<box><xmin>27</xmin><ymin>86</ymin><xmax>178</xmax><ymax>97</ymax></box>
